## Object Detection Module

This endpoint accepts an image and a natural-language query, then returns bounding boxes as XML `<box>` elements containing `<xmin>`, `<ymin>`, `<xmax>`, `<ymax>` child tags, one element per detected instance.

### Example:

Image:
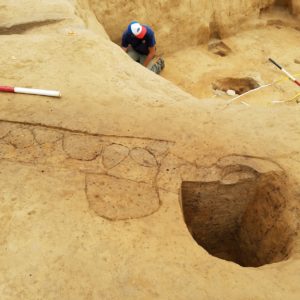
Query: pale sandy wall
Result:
<box><xmin>90</xmin><ymin>0</ymin><xmax>275</xmax><ymax>53</ymax></box>
<box><xmin>291</xmin><ymin>0</ymin><xmax>300</xmax><ymax>15</ymax></box>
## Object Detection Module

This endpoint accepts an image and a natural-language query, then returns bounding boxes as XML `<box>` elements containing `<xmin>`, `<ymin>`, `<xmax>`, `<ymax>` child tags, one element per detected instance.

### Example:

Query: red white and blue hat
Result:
<box><xmin>128</xmin><ymin>21</ymin><xmax>147</xmax><ymax>39</ymax></box>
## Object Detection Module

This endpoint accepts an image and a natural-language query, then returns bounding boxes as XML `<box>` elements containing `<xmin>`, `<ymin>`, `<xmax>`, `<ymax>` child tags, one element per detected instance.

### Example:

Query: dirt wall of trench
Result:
<box><xmin>89</xmin><ymin>0</ymin><xmax>276</xmax><ymax>53</ymax></box>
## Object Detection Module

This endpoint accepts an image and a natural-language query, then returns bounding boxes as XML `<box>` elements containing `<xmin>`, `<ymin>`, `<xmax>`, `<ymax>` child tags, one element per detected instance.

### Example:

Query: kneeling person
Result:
<box><xmin>121</xmin><ymin>21</ymin><xmax>164</xmax><ymax>74</ymax></box>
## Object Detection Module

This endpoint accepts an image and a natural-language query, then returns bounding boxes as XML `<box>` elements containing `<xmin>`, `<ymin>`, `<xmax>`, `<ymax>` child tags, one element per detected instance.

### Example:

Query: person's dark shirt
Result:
<box><xmin>122</xmin><ymin>25</ymin><xmax>156</xmax><ymax>55</ymax></box>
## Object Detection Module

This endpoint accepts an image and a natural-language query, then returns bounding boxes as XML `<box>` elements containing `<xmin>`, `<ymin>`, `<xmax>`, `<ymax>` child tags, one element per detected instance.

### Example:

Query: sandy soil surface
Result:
<box><xmin>163</xmin><ymin>8</ymin><xmax>300</xmax><ymax>106</ymax></box>
<box><xmin>0</xmin><ymin>1</ymin><xmax>299</xmax><ymax>300</ymax></box>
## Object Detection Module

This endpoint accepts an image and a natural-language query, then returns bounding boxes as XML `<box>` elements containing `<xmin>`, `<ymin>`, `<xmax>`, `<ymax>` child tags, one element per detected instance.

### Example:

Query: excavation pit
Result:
<box><xmin>212</xmin><ymin>77</ymin><xmax>260</xmax><ymax>95</ymax></box>
<box><xmin>181</xmin><ymin>171</ymin><xmax>294</xmax><ymax>267</ymax></box>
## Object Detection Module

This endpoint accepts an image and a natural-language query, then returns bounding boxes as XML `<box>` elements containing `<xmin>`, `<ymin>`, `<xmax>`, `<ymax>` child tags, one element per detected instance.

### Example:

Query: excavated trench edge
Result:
<box><xmin>181</xmin><ymin>170</ymin><xmax>294</xmax><ymax>267</ymax></box>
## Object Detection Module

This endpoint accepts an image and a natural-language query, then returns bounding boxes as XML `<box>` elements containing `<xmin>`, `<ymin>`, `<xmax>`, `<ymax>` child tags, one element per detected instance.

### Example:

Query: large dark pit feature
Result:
<box><xmin>181</xmin><ymin>172</ymin><xmax>294</xmax><ymax>267</ymax></box>
<box><xmin>212</xmin><ymin>77</ymin><xmax>259</xmax><ymax>95</ymax></box>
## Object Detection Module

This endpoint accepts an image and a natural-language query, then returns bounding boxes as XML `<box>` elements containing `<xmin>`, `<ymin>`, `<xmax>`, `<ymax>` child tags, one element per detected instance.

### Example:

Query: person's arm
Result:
<box><xmin>143</xmin><ymin>46</ymin><xmax>156</xmax><ymax>67</ymax></box>
<box><xmin>121</xmin><ymin>31</ymin><xmax>129</xmax><ymax>52</ymax></box>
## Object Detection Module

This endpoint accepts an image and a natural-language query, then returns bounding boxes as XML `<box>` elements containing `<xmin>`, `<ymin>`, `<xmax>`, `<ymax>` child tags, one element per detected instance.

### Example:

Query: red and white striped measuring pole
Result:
<box><xmin>269</xmin><ymin>58</ymin><xmax>300</xmax><ymax>87</ymax></box>
<box><xmin>0</xmin><ymin>86</ymin><xmax>61</xmax><ymax>97</ymax></box>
